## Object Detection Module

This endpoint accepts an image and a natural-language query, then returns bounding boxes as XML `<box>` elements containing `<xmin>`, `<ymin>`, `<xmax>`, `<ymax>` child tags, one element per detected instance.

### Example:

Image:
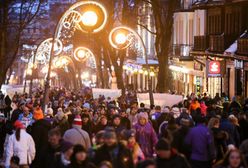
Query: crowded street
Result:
<box><xmin>1</xmin><ymin>0</ymin><xmax>248</xmax><ymax>168</ymax></box>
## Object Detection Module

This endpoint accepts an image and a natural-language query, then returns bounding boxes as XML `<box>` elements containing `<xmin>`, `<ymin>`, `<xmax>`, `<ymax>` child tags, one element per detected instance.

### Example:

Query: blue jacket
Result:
<box><xmin>185</xmin><ymin>124</ymin><xmax>216</xmax><ymax>161</ymax></box>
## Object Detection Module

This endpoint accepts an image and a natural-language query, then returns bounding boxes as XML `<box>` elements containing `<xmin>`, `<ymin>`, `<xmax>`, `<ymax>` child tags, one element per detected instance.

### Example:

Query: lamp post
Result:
<box><xmin>109</xmin><ymin>26</ymin><xmax>154</xmax><ymax>106</ymax></box>
<box><xmin>42</xmin><ymin>1</ymin><xmax>107</xmax><ymax>111</ymax></box>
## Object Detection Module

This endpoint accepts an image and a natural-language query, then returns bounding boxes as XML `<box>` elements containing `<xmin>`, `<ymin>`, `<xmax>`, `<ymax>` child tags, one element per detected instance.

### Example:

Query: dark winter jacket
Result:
<box><xmin>39</xmin><ymin>139</ymin><xmax>65</xmax><ymax>168</ymax></box>
<box><xmin>220</xmin><ymin>118</ymin><xmax>240</xmax><ymax>146</ymax></box>
<box><xmin>30</xmin><ymin>119</ymin><xmax>52</xmax><ymax>168</ymax></box>
<box><xmin>94</xmin><ymin>143</ymin><xmax>134</xmax><ymax>168</ymax></box>
<box><xmin>156</xmin><ymin>153</ymin><xmax>191</xmax><ymax>168</ymax></box>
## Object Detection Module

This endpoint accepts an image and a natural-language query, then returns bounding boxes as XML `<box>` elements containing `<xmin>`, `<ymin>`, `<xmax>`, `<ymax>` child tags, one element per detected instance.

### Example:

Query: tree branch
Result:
<box><xmin>137</xmin><ymin>23</ymin><xmax>157</xmax><ymax>35</ymax></box>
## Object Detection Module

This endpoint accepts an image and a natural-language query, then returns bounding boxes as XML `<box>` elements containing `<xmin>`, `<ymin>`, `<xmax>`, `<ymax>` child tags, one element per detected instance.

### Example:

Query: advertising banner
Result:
<box><xmin>92</xmin><ymin>88</ymin><xmax>121</xmax><ymax>100</ymax></box>
<box><xmin>137</xmin><ymin>93</ymin><xmax>183</xmax><ymax>108</ymax></box>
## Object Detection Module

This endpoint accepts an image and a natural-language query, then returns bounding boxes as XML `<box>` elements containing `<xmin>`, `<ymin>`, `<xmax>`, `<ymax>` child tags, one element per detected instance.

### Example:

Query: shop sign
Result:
<box><xmin>206</xmin><ymin>61</ymin><xmax>225</xmax><ymax>77</ymax></box>
<box><xmin>196</xmin><ymin>76</ymin><xmax>201</xmax><ymax>95</ymax></box>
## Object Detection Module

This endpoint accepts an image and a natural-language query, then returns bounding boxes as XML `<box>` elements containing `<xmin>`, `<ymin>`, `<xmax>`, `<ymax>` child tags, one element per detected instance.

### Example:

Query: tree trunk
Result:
<box><xmin>115</xmin><ymin>65</ymin><xmax>125</xmax><ymax>94</ymax></box>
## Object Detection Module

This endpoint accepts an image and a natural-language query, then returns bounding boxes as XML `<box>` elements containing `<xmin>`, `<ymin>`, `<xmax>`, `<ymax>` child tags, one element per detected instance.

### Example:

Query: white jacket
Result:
<box><xmin>5</xmin><ymin>129</ymin><xmax>36</xmax><ymax>167</ymax></box>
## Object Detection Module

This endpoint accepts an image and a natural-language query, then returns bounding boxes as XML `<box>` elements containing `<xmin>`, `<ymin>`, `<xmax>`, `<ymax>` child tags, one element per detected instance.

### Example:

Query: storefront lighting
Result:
<box><xmin>144</xmin><ymin>70</ymin><xmax>148</xmax><ymax>75</ymax></box>
<box><xmin>150</xmin><ymin>71</ymin><xmax>155</xmax><ymax>77</ymax></box>
<box><xmin>169</xmin><ymin>65</ymin><xmax>189</xmax><ymax>73</ymax></box>
<box><xmin>139</xmin><ymin>69</ymin><xmax>144</xmax><ymax>74</ymax></box>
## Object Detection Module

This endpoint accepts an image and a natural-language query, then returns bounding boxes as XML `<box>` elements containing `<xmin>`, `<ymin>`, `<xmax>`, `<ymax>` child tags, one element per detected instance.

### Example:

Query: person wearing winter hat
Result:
<box><xmin>134</xmin><ymin>112</ymin><xmax>158</xmax><ymax>158</ymax></box>
<box><xmin>63</xmin><ymin>115</ymin><xmax>91</xmax><ymax>150</ymax></box>
<box><xmin>44</xmin><ymin>108</ymin><xmax>54</xmax><ymax>125</ymax></box>
<box><xmin>94</xmin><ymin>127</ymin><xmax>134</xmax><ymax>168</ymax></box>
<box><xmin>5</xmin><ymin>120</ymin><xmax>35</xmax><ymax>168</ymax></box>
<box><xmin>18</xmin><ymin>105</ymin><xmax>33</xmax><ymax>128</ymax></box>
<box><xmin>171</xmin><ymin>107</ymin><xmax>181</xmax><ymax>118</ymax></box>
<box><xmin>69</xmin><ymin>144</ymin><xmax>96</xmax><ymax>168</ymax></box>
<box><xmin>122</xmin><ymin>129</ymin><xmax>145</xmax><ymax>164</ymax></box>
<box><xmin>53</xmin><ymin>109</ymin><xmax>70</xmax><ymax>136</ymax></box>
<box><xmin>95</xmin><ymin>115</ymin><xmax>108</xmax><ymax>133</ymax></box>
<box><xmin>55</xmin><ymin>141</ymin><xmax>74</xmax><ymax>168</ymax></box>
<box><xmin>29</xmin><ymin>107</ymin><xmax>52</xmax><ymax>168</ymax></box>
<box><xmin>155</xmin><ymin>138</ymin><xmax>190</xmax><ymax>168</ymax></box>
<box><xmin>111</xmin><ymin>114</ymin><xmax>125</xmax><ymax>137</ymax></box>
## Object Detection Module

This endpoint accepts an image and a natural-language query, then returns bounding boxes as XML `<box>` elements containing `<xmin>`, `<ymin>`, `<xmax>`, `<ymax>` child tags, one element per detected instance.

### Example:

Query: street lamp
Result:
<box><xmin>43</xmin><ymin>1</ymin><xmax>107</xmax><ymax>111</ymax></box>
<box><xmin>74</xmin><ymin>47</ymin><xmax>94</xmax><ymax>62</ymax></box>
<box><xmin>81</xmin><ymin>11</ymin><xmax>98</xmax><ymax>27</ymax></box>
<box><xmin>109</xmin><ymin>26</ymin><xmax>154</xmax><ymax>106</ymax></box>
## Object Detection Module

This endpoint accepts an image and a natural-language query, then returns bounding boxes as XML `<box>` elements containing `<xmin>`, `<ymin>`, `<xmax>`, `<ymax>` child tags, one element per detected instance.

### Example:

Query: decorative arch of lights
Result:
<box><xmin>109</xmin><ymin>26</ymin><xmax>144</xmax><ymax>57</ymax></box>
<box><xmin>52</xmin><ymin>1</ymin><xmax>107</xmax><ymax>68</ymax></box>
<box><xmin>74</xmin><ymin>47</ymin><xmax>96</xmax><ymax>68</ymax></box>
<box><xmin>35</xmin><ymin>38</ymin><xmax>63</xmax><ymax>65</ymax></box>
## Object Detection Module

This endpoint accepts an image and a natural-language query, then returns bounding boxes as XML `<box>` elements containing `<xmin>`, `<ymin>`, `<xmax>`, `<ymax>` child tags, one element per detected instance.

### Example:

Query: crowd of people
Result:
<box><xmin>0</xmin><ymin>88</ymin><xmax>248</xmax><ymax>168</ymax></box>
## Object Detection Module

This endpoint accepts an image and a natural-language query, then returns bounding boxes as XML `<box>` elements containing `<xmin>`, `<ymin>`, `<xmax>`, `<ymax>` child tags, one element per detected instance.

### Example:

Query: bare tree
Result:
<box><xmin>137</xmin><ymin>0</ymin><xmax>179</xmax><ymax>92</ymax></box>
<box><xmin>0</xmin><ymin>0</ymin><xmax>43</xmax><ymax>88</ymax></box>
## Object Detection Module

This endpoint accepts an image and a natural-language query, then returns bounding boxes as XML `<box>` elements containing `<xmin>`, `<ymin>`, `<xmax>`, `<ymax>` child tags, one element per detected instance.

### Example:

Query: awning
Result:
<box><xmin>136</xmin><ymin>57</ymin><xmax>158</xmax><ymax>65</ymax></box>
<box><xmin>225</xmin><ymin>30</ymin><xmax>247</xmax><ymax>55</ymax></box>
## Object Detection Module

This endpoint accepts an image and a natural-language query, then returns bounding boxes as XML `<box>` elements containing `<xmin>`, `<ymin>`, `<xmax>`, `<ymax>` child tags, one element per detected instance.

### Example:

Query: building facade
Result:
<box><xmin>172</xmin><ymin>0</ymin><xmax>248</xmax><ymax>98</ymax></box>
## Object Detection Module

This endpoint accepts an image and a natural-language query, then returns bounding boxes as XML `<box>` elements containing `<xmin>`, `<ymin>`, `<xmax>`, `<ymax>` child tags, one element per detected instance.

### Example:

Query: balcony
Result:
<box><xmin>193</xmin><ymin>36</ymin><xmax>208</xmax><ymax>51</ymax></box>
<box><xmin>172</xmin><ymin>44</ymin><xmax>193</xmax><ymax>60</ymax></box>
<box><xmin>209</xmin><ymin>35</ymin><xmax>226</xmax><ymax>53</ymax></box>
<box><xmin>237</xmin><ymin>38</ymin><xmax>248</xmax><ymax>56</ymax></box>
<box><xmin>172</xmin><ymin>44</ymin><xmax>193</xmax><ymax>56</ymax></box>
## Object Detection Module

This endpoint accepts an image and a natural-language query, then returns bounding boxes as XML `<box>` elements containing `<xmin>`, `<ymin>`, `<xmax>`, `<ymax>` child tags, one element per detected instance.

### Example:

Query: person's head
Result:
<box><xmin>229</xmin><ymin>115</ymin><xmax>239</xmax><ymax>126</ymax></box>
<box><xmin>72</xmin><ymin>115</ymin><xmax>82</xmax><ymax>129</ymax></box>
<box><xmin>221</xmin><ymin>148</ymin><xmax>247</xmax><ymax>168</ymax></box>
<box><xmin>208</xmin><ymin>117</ymin><xmax>220</xmax><ymax>129</ymax></box>
<box><xmin>137</xmin><ymin>112</ymin><xmax>148</xmax><ymax>126</ymax></box>
<box><xmin>99</xmin><ymin>161</ymin><xmax>113</xmax><ymax>168</ymax></box>
<box><xmin>71</xmin><ymin>145</ymin><xmax>87</xmax><ymax>164</ymax></box>
<box><xmin>103</xmin><ymin>127</ymin><xmax>117</xmax><ymax>147</ymax></box>
<box><xmin>99</xmin><ymin>115</ymin><xmax>108</xmax><ymax>125</ymax></box>
<box><xmin>155</xmin><ymin>138</ymin><xmax>172</xmax><ymax>159</ymax></box>
<box><xmin>123</xmin><ymin>129</ymin><xmax>136</xmax><ymax>145</ymax></box>
<box><xmin>61</xmin><ymin>141</ymin><xmax>74</xmax><ymax>160</ymax></box>
<box><xmin>95</xmin><ymin>130</ymin><xmax>105</xmax><ymax>145</ymax></box>
<box><xmin>119</xmin><ymin>111</ymin><xmax>127</xmax><ymax>118</ymax></box>
<box><xmin>112</xmin><ymin>115</ymin><xmax>121</xmax><ymax>126</ymax></box>
<box><xmin>10</xmin><ymin>156</ymin><xmax>20</xmax><ymax>168</ymax></box>
<box><xmin>136</xmin><ymin>159</ymin><xmax>156</xmax><ymax>168</ymax></box>
<box><xmin>155</xmin><ymin>106</ymin><xmax>161</xmax><ymax>112</ymax></box>
<box><xmin>81</xmin><ymin>114</ymin><xmax>90</xmax><ymax>124</ymax></box>
<box><xmin>48</xmin><ymin>128</ymin><xmax>61</xmax><ymax>147</ymax></box>
<box><xmin>46</xmin><ymin>108</ymin><xmax>53</xmax><ymax>117</ymax></box>
<box><xmin>22</xmin><ymin>106</ymin><xmax>30</xmax><ymax>116</ymax></box>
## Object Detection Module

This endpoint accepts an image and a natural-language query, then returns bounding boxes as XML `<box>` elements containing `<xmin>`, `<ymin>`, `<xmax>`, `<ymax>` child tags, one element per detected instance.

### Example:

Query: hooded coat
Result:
<box><xmin>134</xmin><ymin>122</ymin><xmax>158</xmax><ymax>158</ymax></box>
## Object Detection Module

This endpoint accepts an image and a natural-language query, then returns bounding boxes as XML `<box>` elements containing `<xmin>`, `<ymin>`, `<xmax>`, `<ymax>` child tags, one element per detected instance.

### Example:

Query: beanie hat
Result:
<box><xmin>55</xmin><ymin>111</ymin><xmax>65</xmax><ymax>121</ymax></box>
<box><xmin>137</xmin><ymin>112</ymin><xmax>148</xmax><ymax>121</ymax></box>
<box><xmin>33</xmin><ymin>108</ymin><xmax>44</xmax><ymax>120</ymax></box>
<box><xmin>14</xmin><ymin>120</ymin><xmax>25</xmax><ymax>129</ymax></box>
<box><xmin>103</xmin><ymin>127</ymin><xmax>117</xmax><ymax>139</ymax></box>
<box><xmin>46</xmin><ymin>108</ymin><xmax>53</xmax><ymax>116</ymax></box>
<box><xmin>73</xmin><ymin>115</ymin><xmax>82</xmax><ymax>126</ymax></box>
<box><xmin>155</xmin><ymin>138</ymin><xmax>171</xmax><ymax>151</ymax></box>
<box><xmin>61</xmin><ymin>141</ymin><xmax>74</xmax><ymax>153</ymax></box>
<box><xmin>123</xmin><ymin>129</ymin><xmax>136</xmax><ymax>140</ymax></box>
<box><xmin>162</xmin><ymin>107</ymin><xmax>170</xmax><ymax>113</ymax></box>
